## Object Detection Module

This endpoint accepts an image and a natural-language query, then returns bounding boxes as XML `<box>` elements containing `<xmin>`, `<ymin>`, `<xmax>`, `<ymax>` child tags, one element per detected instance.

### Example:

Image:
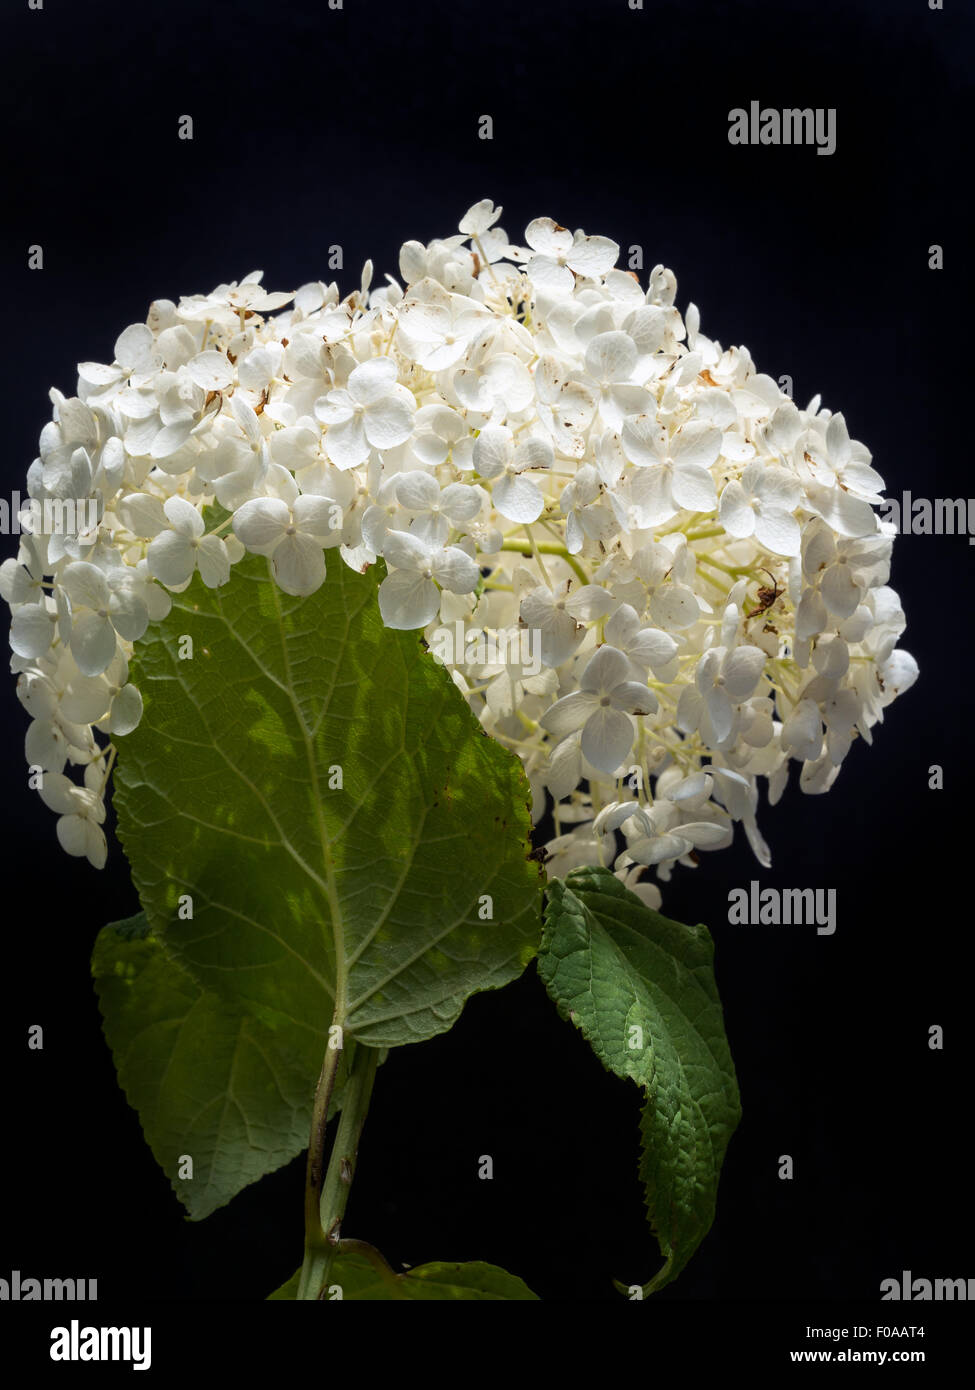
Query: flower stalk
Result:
<box><xmin>297</xmin><ymin>1036</ymin><xmax>380</xmax><ymax>1301</ymax></box>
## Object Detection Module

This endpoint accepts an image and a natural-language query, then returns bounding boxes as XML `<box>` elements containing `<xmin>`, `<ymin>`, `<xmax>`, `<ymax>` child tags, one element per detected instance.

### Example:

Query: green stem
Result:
<box><xmin>205</xmin><ymin>513</ymin><xmax>236</xmax><ymax>537</ymax></box>
<box><xmin>695</xmin><ymin>553</ymin><xmax>740</xmax><ymax>579</ymax></box>
<box><xmin>498</xmin><ymin>539</ymin><xmax>589</xmax><ymax>586</ymax></box>
<box><xmin>296</xmin><ymin>1037</ymin><xmax>380</xmax><ymax>1301</ymax></box>
<box><xmin>695</xmin><ymin>553</ymin><xmax>762</xmax><ymax>581</ymax></box>
<box><xmin>301</xmin><ymin>1030</ymin><xmax>344</xmax><ymax>1254</ymax></box>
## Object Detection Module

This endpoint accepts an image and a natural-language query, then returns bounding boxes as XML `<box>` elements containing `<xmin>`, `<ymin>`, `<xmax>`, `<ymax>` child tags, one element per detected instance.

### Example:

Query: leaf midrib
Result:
<box><xmin>266</xmin><ymin>572</ymin><xmax>350</xmax><ymax>1025</ymax></box>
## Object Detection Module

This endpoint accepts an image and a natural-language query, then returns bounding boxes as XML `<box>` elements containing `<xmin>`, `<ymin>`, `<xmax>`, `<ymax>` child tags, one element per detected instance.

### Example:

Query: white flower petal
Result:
<box><xmin>10</xmin><ymin>604</ymin><xmax>56</xmax><ymax>658</ymax></box>
<box><xmin>581</xmin><ymin>706</ymin><xmax>634</xmax><ymax>775</ymax></box>
<box><xmin>492</xmin><ymin>473</ymin><xmax>544</xmax><ymax>524</ymax></box>
<box><xmin>671</xmin><ymin>422</ymin><xmax>721</xmax><ymax>469</ymax></box>
<box><xmin>723</xmin><ymin>646</ymin><xmax>767</xmax><ymax>701</ymax></box>
<box><xmin>610</xmin><ymin>681</ymin><xmax>657</xmax><ymax>717</ymax></box>
<box><xmin>325</xmin><ymin>415</ymin><xmax>369</xmax><ymax>469</ymax></box>
<box><xmin>718</xmin><ymin>480</ymin><xmax>755</xmax><ymax>537</ymax></box>
<box><xmin>163</xmin><ymin>495</ymin><xmax>205</xmax><ymax>538</ymax></box>
<box><xmin>71</xmin><ymin>613</ymin><xmax>117</xmax><ymax>677</ymax></box>
<box><xmin>272</xmin><ymin>534</ymin><xmax>326</xmax><ymax>597</ymax></box>
<box><xmin>378</xmin><ymin>570</ymin><xmax>440</xmax><ymax>629</ymax></box>
<box><xmin>649</xmin><ymin>584</ymin><xmax>700</xmax><ymax>631</ymax></box>
<box><xmin>581</xmin><ymin>644</ymin><xmax>630</xmax><ymax>693</ymax></box>
<box><xmin>108</xmin><ymin>682</ymin><xmax>144</xmax><ymax>736</ymax></box>
<box><xmin>62</xmin><ymin>561</ymin><xmax>110</xmax><ymax>611</ymax></box>
<box><xmin>364</xmin><ymin>397</ymin><xmax>414</xmax><ymax>450</ymax></box>
<box><xmin>233</xmin><ymin>497</ymin><xmax>290</xmax><ymax>552</ymax></box>
<box><xmin>114</xmin><ymin>323</ymin><xmax>154</xmax><ymax>373</ymax></box>
<box><xmin>187</xmin><ymin>351</ymin><xmax>234</xmax><ymax>391</ymax></box>
<box><xmin>348</xmin><ymin>356</ymin><xmax>398</xmax><ymax>405</ymax></box>
<box><xmin>754</xmin><ymin>508</ymin><xmax>800</xmax><ymax>557</ymax></box>
<box><xmin>670</xmin><ymin>464</ymin><xmax>717</xmax><ymax>513</ymax></box>
<box><xmin>196</xmin><ymin>535</ymin><xmax>231</xmax><ymax>588</ymax></box>
<box><xmin>431</xmin><ymin>546</ymin><xmax>480</xmax><ymax>594</ymax></box>
<box><xmin>146</xmin><ymin>532</ymin><xmax>196</xmax><ymax>587</ymax></box>
<box><xmin>396</xmin><ymin>471</ymin><xmax>440</xmax><ymax>511</ymax></box>
<box><xmin>383</xmin><ymin>530</ymin><xmax>430</xmax><ymax>572</ymax></box>
<box><xmin>540</xmin><ymin>689</ymin><xmax>600</xmax><ymax>738</ymax></box>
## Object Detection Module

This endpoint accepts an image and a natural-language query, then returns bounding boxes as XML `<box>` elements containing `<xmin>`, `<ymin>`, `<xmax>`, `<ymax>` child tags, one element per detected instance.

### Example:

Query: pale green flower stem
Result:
<box><xmin>498</xmin><ymin>538</ymin><xmax>589</xmax><ymax>585</ymax></box>
<box><xmin>297</xmin><ymin>1035</ymin><xmax>380</xmax><ymax>1300</ymax></box>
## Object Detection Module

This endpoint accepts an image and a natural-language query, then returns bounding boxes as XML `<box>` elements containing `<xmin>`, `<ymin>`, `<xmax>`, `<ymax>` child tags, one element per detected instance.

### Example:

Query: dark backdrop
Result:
<box><xmin>0</xmin><ymin>0</ymin><xmax>971</xmax><ymax>1304</ymax></box>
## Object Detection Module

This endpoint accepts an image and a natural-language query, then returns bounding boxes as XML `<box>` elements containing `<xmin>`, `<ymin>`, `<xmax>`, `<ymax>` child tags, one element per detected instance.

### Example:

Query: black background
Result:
<box><xmin>0</xmin><ymin>0</ymin><xmax>972</xmax><ymax>1306</ymax></box>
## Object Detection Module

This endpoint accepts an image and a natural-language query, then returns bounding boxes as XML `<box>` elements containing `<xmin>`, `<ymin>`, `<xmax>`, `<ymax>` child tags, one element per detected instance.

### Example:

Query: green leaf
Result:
<box><xmin>112</xmin><ymin>545</ymin><xmax>541</xmax><ymax>1052</ymax></box>
<box><xmin>92</xmin><ymin>912</ymin><xmax>339</xmax><ymax>1219</ymax></box>
<box><xmin>269</xmin><ymin>1255</ymin><xmax>539</xmax><ymax>1300</ymax></box>
<box><xmin>538</xmin><ymin>866</ymin><xmax>740</xmax><ymax>1294</ymax></box>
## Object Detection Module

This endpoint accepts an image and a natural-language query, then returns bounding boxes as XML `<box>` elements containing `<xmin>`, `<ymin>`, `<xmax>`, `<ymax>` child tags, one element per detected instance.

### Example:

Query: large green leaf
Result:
<box><xmin>538</xmin><ymin>866</ymin><xmax>740</xmax><ymax>1294</ymax></box>
<box><xmin>269</xmin><ymin>1255</ymin><xmax>538</xmax><ymax>1300</ymax></box>
<box><xmin>92</xmin><ymin>912</ymin><xmax>339</xmax><ymax>1219</ymax></box>
<box><xmin>112</xmin><ymin>548</ymin><xmax>542</xmax><ymax>1050</ymax></box>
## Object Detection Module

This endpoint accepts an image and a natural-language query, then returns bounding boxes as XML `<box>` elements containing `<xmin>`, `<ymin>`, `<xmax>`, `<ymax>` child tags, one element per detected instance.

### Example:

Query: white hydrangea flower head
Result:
<box><xmin>5</xmin><ymin>201</ymin><xmax>918</xmax><ymax>889</ymax></box>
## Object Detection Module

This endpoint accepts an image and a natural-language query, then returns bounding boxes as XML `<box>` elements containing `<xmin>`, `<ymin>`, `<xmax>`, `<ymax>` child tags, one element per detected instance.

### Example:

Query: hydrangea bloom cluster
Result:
<box><xmin>3</xmin><ymin>200</ymin><xmax>918</xmax><ymax>891</ymax></box>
